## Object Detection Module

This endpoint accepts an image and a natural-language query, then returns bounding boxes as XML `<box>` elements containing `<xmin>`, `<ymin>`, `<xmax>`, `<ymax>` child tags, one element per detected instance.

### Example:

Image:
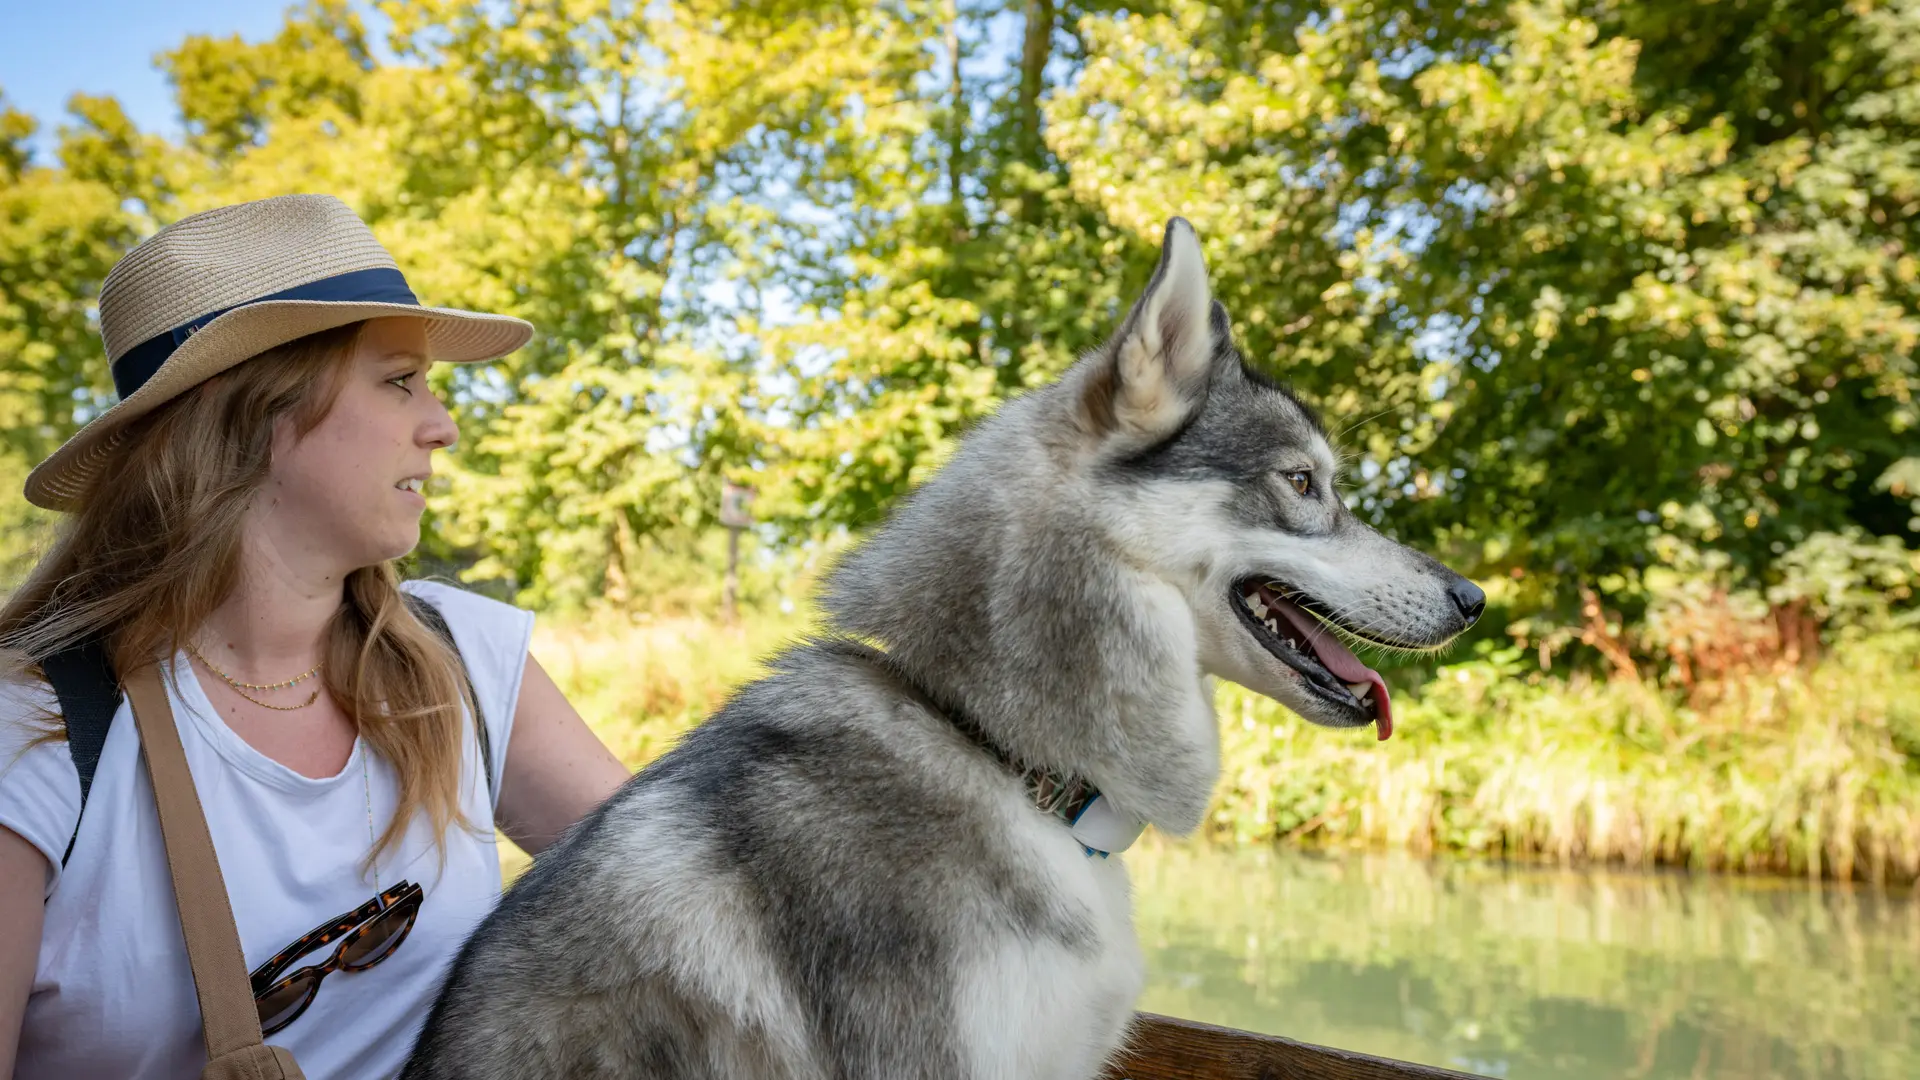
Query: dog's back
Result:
<box><xmin>403</xmin><ymin>640</ymin><xmax>1141</xmax><ymax>1080</ymax></box>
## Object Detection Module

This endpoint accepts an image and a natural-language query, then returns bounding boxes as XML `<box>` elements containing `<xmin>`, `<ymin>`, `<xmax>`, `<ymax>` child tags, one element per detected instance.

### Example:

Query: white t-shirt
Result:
<box><xmin>0</xmin><ymin>579</ymin><xmax>534</xmax><ymax>1080</ymax></box>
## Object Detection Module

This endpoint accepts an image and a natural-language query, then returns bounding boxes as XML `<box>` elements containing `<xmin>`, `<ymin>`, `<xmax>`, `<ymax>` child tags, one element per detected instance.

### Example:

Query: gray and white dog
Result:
<box><xmin>402</xmin><ymin>219</ymin><xmax>1484</xmax><ymax>1080</ymax></box>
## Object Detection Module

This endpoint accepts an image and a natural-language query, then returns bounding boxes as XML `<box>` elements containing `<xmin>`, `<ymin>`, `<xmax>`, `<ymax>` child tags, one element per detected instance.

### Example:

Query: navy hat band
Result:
<box><xmin>110</xmin><ymin>266</ymin><xmax>419</xmax><ymax>401</ymax></box>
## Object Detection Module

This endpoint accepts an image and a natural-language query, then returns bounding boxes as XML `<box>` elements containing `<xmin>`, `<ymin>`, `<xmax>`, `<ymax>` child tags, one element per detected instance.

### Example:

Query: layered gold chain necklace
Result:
<box><xmin>186</xmin><ymin>643</ymin><xmax>324</xmax><ymax>710</ymax></box>
<box><xmin>186</xmin><ymin>640</ymin><xmax>379</xmax><ymax>883</ymax></box>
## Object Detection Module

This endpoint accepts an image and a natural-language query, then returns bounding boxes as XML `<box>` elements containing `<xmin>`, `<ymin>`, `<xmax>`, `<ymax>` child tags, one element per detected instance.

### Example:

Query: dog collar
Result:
<box><xmin>964</xmin><ymin>736</ymin><xmax>1145</xmax><ymax>858</ymax></box>
<box><xmin>1066</xmin><ymin>793</ymin><xmax>1146</xmax><ymax>859</ymax></box>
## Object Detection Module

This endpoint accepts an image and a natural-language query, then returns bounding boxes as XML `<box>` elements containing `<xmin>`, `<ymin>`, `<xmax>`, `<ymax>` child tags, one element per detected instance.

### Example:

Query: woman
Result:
<box><xmin>0</xmin><ymin>194</ymin><xmax>632</xmax><ymax>1078</ymax></box>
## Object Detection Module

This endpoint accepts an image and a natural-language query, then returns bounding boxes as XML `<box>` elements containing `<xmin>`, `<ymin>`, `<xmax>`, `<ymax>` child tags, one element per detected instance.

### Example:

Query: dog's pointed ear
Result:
<box><xmin>1082</xmin><ymin>218</ymin><xmax>1217</xmax><ymax>440</ymax></box>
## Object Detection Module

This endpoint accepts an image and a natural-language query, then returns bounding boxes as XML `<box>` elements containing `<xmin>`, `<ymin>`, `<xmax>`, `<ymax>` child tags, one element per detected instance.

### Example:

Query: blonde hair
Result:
<box><xmin>0</xmin><ymin>322</ymin><xmax>475</xmax><ymax>861</ymax></box>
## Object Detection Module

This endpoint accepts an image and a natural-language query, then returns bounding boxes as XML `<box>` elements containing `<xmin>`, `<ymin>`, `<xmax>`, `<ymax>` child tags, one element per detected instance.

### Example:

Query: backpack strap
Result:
<box><xmin>46</xmin><ymin>590</ymin><xmax>491</xmax><ymax>870</ymax></box>
<box><xmin>401</xmin><ymin>590</ymin><xmax>494</xmax><ymax>800</ymax></box>
<box><xmin>40</xmin><ymin>638</ymin><xmax>122</xmax><ymax>868</ymax></box>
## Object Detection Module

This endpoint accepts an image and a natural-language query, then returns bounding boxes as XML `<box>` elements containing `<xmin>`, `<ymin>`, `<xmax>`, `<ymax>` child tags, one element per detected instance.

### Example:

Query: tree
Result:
<box><xmin>3</xmin><ymin>0</ymin><xmax>1913</xmax><ymax>639</ymax></box>
<box><xmin>0</xmin><ymin>92</ymin><xmax>156</xmax><ymax>583</ymax></box>
<box><xmin>1039</xmin><ymin>0</ymin><xmax>1919</xmax><ymax>632</ymax></box>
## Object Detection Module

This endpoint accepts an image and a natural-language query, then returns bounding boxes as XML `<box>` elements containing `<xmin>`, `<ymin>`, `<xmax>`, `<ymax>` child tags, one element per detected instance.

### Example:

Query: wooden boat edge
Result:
<box><xmin>1102</xmin><ymin>1011</ymin><xmax>1487</xmax><ymax>1080</ymax></box>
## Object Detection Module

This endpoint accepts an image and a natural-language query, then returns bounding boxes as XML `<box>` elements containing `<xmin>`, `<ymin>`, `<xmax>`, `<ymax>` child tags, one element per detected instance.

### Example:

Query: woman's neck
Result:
<box><xmin>193</xmin><ymin>543</ymin><xmax>346</xmax><ymax>679</ymax></box>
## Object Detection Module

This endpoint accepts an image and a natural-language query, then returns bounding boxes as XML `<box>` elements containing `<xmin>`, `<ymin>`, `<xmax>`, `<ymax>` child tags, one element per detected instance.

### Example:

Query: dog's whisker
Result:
<box><xmin>1332</xmin><ymin>407</ymin><xmax>1398</xmax><ymax>444</ymax></box>
<box><xmin>1295</xmin><ymin>596</ymin><xmax>1449</xmax><ymax>657</ymax></box>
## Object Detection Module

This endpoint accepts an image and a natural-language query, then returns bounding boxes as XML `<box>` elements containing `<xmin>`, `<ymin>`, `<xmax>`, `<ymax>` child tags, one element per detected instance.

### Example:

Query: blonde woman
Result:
<box><xmin>0</xmin><ymin>195</ymin><xmax>631</xmax><ymax>1078</ymax></box>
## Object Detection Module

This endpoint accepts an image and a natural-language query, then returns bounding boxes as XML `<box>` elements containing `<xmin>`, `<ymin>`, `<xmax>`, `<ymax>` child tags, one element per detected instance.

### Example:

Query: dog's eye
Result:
<box><xmin>1284</xmin><ymin>470</ymin><xmax>1311</xmax><ymax>496</ymax></box>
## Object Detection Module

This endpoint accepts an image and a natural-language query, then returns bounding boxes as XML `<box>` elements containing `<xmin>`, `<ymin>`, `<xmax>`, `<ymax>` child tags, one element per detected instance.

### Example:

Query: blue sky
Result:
<box><xmin>0</xmin><ymin>1</ymin><xmax>348</xmax><ymax>158</ymax></box>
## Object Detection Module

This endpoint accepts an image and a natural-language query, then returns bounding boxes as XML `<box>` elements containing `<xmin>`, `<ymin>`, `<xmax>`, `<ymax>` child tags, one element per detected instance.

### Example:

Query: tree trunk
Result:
<box><xmin>945</xmin><ymin>0</ymin><xmax>968</xmax><ymax>238</ymax></box>
<box><xmin>1016</xmin><ymin>0</ymin><xmax>1056</xmax><ymax>212</ymax></box>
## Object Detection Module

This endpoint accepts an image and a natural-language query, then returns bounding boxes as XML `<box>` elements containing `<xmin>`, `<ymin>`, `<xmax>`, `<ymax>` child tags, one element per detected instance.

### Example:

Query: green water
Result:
<box><xmin>1128</xmin><ymin>844</ymin><xmax>1920</xmax><ymax>1079</ymax></box>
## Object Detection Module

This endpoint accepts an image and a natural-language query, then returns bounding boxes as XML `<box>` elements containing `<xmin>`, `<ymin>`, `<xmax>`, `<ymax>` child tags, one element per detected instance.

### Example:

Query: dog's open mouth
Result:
<box><xmin>1229</xmin><ymin>579</ymin><xmax>1394</xmax><ymax>740</ymax></box>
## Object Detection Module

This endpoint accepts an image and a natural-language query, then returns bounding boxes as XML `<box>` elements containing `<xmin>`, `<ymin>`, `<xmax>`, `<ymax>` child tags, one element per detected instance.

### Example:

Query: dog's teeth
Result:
<box><xmin>1264</xmin><ymin>617</ymin><xmax>1280</xmax><ymax>634</ymax></box>
<box><xmin>1346</xmin><ymin>681</ymin><xmax>1371</xmax><ymax>700</ymax></box>
<box><xmin>1251</xmin><ymin>598</ymin><xmax>1268</xmax><ymax>618</ymax></box>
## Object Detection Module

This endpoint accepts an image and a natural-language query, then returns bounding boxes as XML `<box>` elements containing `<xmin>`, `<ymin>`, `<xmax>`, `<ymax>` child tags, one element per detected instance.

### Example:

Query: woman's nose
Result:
<box><xmin>420</xmin><ymin>396</ymin><xmax>459</xmax><ymax>451</ymax></box>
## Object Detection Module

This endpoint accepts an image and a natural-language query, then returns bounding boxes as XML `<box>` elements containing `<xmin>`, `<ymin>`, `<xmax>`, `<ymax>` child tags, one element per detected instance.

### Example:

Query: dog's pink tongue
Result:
<box><xmin>1267</xmin><ymin>594</ymin><xmax>1394</xmax><ymax>741</ymax></box>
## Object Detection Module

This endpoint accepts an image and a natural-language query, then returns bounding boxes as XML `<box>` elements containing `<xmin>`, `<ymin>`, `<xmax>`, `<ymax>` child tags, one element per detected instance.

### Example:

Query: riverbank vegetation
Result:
<box><xmin>1209</xmin><ymin>628</ymin><xmax>1920</xmax><ymax>885</ymax></box>
<box><xmin>527</xmin><ymin>586</ymin><xmax>1920</xmax><ymax>886</ymax></box>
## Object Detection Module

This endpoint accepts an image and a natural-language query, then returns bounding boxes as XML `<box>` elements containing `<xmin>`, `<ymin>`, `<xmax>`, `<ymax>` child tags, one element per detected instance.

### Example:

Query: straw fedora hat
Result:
<box><xmin>24</xmin><ymin>193</ymin><xmax>534</xmax><ymax>512</ymax></box>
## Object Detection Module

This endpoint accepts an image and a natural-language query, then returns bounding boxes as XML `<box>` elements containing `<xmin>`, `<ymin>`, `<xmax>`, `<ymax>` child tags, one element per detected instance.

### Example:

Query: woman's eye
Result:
<box><xmin>1285</xmin><ymin>470</ymin><xmax>1311</xmax><ymax>496</ymax></box>
<box><xmin>388</xmin><ymin>373</ymin><xmax>414</xmax><ymax>394</ymax></box>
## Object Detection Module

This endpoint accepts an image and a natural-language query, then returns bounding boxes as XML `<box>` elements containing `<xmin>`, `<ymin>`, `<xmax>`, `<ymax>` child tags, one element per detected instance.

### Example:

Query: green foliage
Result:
<box><xmin>1</xmin><ymin>0</ymin><xmax>1915</xmax><ymax>637</ymax></box>
<box><xmin>1766</xmin><ymin>527</ymin><xmax>1920</xmax><ymax>629</ymax></box>
<box><xmin>1207</xmin><ymin>628</ymin><xmax>1920</xmax><ymax>884</ymax></box>
<box><xmin>0</xmin><ymin>90</ymin><xmax>143</xmax><ymax>584</ymax></box>
<box><xmin>1045</xmin><ymin>0</ymin><xmax>1920</xmax><ymax>635</ymax></box>
<box><xmin>161</xmin><ymin>0</ymin><xmax>372</xmax><ymax>158</ymax></box>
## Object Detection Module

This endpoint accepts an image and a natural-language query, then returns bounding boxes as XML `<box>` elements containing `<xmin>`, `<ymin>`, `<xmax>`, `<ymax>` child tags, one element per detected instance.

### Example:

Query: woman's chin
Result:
<box><xmin>368</xmin><ymin>520</ymin><xmax>424</xmax><ymax>565</ymax></box>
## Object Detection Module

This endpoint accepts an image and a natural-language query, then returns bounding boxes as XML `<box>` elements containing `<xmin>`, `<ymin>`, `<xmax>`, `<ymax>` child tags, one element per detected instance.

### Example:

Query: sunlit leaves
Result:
<box><xmin>1</xmin><ymin>0</ymin><xmax>1914</xmax><ymax>631</ymax></box>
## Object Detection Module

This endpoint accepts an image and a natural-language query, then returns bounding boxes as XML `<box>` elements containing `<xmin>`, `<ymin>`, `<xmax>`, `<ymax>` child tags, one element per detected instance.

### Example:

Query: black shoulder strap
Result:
<box><xmin>403</xmin><ymin>590</ymin><xmax>493</xmax><ymax>800</ymax></box>
<box><xmin>46</xmin><ymin>593</ymin><xmax>492</xmax><ymax>870</ymax></box>
<box><xmin>40</xmin><ymin>638</ymin><xmax>122</xmax><ymax>868</ymax></box>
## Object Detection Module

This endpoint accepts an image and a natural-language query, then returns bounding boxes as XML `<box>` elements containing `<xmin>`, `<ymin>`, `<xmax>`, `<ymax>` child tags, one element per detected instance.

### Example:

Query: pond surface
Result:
<box><xmin>1128</xmin><ymin>844</ymin><xmax>1919</xmax><ymax>1079</ymax></box>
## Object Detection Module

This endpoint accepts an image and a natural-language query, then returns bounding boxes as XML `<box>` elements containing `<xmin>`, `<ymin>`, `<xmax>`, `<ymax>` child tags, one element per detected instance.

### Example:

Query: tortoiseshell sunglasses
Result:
<box><xmin>248</xmin><ymin>880</ymin><xmax>424</xmax><ymax>1035</ymax></box>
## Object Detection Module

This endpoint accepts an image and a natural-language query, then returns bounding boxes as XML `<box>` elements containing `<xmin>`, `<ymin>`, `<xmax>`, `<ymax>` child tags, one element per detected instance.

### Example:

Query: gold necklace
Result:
<box><xmin>186</xmin><ymin>642</ymin><xmax>322</xmax><ymax>690</ymax></box>
<box><xmin>186</xmin><ymin>643</ymin><xmax>324</xmax><ymax>711</ymax></box>
<box><xmin>362</xmin><ymin>746</ymin><xmax>379</xmax><ymax>891</ymax></box>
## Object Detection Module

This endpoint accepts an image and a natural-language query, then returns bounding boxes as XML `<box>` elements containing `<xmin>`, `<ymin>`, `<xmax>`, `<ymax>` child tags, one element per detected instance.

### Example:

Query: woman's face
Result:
<box><xmin>256</xmin><ymin>318</ymin><xmax>458</xmax><ymax>576</ymax></box>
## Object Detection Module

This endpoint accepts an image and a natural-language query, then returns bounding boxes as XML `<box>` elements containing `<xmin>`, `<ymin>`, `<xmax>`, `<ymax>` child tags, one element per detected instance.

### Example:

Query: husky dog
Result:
<box><xmin>403</xmin><ymin>220</ymin><xmax>1484</xmax><ymax>1080</ymax></box>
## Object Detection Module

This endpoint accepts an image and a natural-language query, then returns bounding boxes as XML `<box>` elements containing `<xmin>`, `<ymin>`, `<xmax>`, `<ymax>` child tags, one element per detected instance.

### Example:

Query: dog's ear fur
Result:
<box><xmin>1081</xmin><ymin>218</ymin><xmax>1215</xmax><ymax>441</ymax></box>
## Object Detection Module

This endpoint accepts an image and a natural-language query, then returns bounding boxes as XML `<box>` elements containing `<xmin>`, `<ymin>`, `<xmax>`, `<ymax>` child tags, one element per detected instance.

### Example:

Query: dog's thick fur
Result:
<box><xmin>402</xmin><ymin>220</ymin><xmax>1481</xmax><ymax>1080</ymax></box>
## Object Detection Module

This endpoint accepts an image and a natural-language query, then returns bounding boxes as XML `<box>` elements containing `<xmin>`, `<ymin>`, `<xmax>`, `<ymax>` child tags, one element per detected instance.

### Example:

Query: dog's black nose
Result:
<box><xmin>1448</xmin><ymin>577</ymin><xmax>1486</xmax><ymax>627</ymax></box>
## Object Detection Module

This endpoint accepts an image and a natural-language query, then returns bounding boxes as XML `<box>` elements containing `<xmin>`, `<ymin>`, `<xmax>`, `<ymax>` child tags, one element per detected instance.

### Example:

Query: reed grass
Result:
<box><xmin>526</xmin><ymin>612</ymin><xmax>1920</xmax><ymax>885</ymax></box>
<box><xmin>530</xmin><ymin>606</ymin><xmax>818</xmax><ymax>766</ymax></box>
<box><xmin>1210</xmin><ymin>629</ymin><xmax>1920</xmax><ymax>884</ymax></box>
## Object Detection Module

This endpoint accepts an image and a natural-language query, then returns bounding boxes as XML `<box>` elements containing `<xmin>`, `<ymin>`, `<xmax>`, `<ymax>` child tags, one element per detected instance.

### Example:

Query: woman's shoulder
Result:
<box><xmin>0</xmin><ymin>669</ymin><xmax>83</xmax><ymax>896</ymax></box>
<box><xmin>399</xmin><ymin>580</ymin><xmax>537</xmax><ymax>798</ymax></box>
<box><xmin>0</xmin><ymin>668</ymin><xmax>65</xmax><ymax>759</ymax></box>
<box><xmin>399</xmin><ymin>578</ymin><xmax>536</xmax><ymax>697</ymax></box>
<box><xmin>0</xmin><ymin>663</ymin><xmax>57</xmax><ymax>717</ymax></box>
<box><xmin>401</xmin><ymin>578</ymin><xmax>535</xmax><ymax>637</ymax></box>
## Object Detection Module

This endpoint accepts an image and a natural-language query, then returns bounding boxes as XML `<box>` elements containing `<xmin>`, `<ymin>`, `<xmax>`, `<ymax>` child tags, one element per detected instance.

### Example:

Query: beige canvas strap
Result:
<box><xmin>125</xmin><ymin>663</ymin><xmax>306</xmax><ymax>1079</ymax></box>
